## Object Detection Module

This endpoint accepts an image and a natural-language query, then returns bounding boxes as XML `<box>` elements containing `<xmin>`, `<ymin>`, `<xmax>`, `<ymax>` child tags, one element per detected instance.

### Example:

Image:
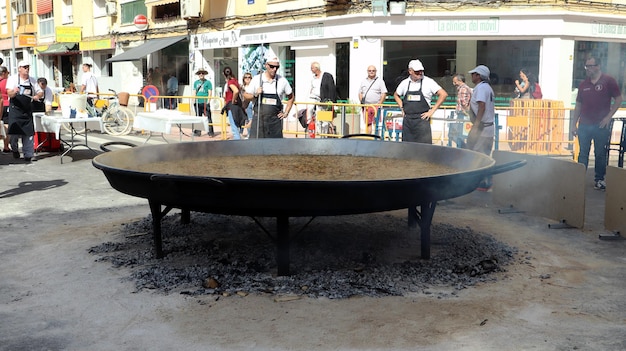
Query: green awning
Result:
<box><xmin>37</xmin><ymin>43</ymin><xmax>79</xmax><ymax>55</ymax></box>
<box><xmin>106</xmin><ymin>36</ymin><xmax>186</xmax><ymax>62</ymax></box>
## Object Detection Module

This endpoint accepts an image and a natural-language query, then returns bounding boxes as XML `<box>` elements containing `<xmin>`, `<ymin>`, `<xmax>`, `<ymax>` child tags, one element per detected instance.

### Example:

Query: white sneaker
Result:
<box><xmin>594</xmin><ymin>180</ymin><xmax>606</xmax><ymax>190</ymax></box>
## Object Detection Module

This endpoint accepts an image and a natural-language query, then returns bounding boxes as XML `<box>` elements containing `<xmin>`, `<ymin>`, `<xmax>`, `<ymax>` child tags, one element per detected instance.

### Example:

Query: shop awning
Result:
<box><xmin>36</xmin><ymin>43</ymin><xmax>79</xmax><ymax>55</ymax></box>
<box><xmin>146</xmin><ymin>0</ymin><xmax>179</xmax><ymax>6</ymax></box>
<box><xmin>106</xmin><ymin>36</ymin><xmax>186</xmax><ymax>63</ymax></box>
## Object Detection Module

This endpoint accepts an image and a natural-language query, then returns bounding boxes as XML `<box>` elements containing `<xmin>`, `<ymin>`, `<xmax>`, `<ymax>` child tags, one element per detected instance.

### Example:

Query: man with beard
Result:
<box><xmin>572</xmin><ymin>56</ymin><xmax>622</xmax><ymax>190</ymax></box>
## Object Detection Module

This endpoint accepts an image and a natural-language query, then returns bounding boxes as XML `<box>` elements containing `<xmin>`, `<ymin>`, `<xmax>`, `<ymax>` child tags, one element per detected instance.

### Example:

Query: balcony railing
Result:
<box><xmin>17</xmin><ymin>12</ymin><xmax>34</xmax><ymax>27</ymax></box>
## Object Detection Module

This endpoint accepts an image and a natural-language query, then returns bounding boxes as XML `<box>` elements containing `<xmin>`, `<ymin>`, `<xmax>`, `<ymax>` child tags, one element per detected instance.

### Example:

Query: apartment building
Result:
<box><xmin>0</xmin><ymin>0</ymin><xmax>624</xmax><ymax>107</ymax></box>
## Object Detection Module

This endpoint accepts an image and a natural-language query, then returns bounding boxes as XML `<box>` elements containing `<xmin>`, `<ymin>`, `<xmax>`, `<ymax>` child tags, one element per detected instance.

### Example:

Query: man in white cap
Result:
<box><xmin>243</xmin><ymin>50</ymin><xmax>294</xmax><ymax>138</ymax></box>
<box><xmin>467</xmin><ymin>64</ymin><xmax>496</xmax><ymax>190</ymax></box>
<box><xmin>6</xmin><ymin>60</ymin><xmax>43</xmax><ymax>162</ymax></box>
<box><xmin>393</xmin><ymin>59</ymin><xmax>448</xmax><ymax>143</ymax></box>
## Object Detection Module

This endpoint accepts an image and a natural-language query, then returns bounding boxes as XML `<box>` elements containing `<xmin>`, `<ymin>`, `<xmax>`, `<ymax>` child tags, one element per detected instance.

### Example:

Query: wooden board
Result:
<box><xmin>605</xmin><ymin>166</ymin><xmax>626</xmax><ymax>234</ymax></box>
<box><xmin>492</xmin><ymin>150</ymin><xmax>586</xmax><ymax>228</ymax></box>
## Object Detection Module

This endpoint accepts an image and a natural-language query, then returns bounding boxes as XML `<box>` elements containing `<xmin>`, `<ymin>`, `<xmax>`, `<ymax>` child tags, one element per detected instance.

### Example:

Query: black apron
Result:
<box><xmin>402</xmin><ymin>80</ymin><xmax>432</xmax><ymax>144</ymax></box>
<box><xmin>8</xmin><ymin>80</ymin><xmax>35</xmax><ymax>136</ymax></box>
<box><xmin>249</xmin><ymin>79</ymin><xmax>283</xmax><ymax>139</ymax></box>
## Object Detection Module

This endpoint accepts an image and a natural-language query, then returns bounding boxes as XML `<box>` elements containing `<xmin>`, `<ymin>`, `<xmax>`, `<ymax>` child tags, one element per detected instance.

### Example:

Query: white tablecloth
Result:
<box><xmin>134</xmin><ymin>110</ymin><xmax>209</xmax><ymax>135</ymax></box>
<box><xmin>38</xmin><ymin>113</ymin><xmax>103</xmax><ymax>139</ymax></box>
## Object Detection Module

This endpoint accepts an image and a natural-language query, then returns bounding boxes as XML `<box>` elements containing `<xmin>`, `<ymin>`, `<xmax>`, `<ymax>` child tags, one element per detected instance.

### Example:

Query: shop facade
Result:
<box><xmin>186</xmin><ymin>10</ymin><xmax>626</xmax><ymax>109</ymax></box>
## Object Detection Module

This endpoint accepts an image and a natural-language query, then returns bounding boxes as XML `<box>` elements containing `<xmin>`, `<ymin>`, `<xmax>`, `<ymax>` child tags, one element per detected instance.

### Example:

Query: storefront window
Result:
<box><xmin>121</xmin><ymin>0</ymin><xmax>147</xmax><ymax>25</ymax></box>
<box><xmin>572</xmin><ymin>41</ymin><xmax>626</xmax><ymax>98</ymax></box>
<box><xmin>162</xmin><ymin>40</ymin><xmax>189</xmax><ymax>85</ymax></box>
<box><xmin>382</xmin><ymin>40</ymin><xmax>541</xmax><ymax>100</ymax></box>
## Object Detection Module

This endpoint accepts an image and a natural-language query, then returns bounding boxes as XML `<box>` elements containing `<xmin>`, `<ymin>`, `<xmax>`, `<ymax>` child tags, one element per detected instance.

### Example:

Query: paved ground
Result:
<box><xmin>1</xmin><ymin>130</ymin><xmax>625</xmax><ymax>350</ymax></box>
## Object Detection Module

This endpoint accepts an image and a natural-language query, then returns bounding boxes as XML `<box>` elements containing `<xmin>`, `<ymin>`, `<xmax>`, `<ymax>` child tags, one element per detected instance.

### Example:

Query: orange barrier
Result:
<box><xmin>506</xmin><ymin>99</ymin><xmax>567</xmax><ymax>155</ymax></box>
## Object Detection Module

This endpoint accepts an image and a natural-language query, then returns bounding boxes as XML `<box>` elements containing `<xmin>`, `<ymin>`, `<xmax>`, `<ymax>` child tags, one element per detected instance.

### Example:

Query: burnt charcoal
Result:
<box><xmin>89</xmin><ymin>212</ymin><xmax>519</xmax><ymax>299</ymax></box>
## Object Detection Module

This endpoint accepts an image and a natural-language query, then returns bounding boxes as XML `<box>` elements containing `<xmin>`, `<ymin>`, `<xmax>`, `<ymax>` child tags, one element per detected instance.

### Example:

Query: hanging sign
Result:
<box><xmin>134</xmin><ymin>15</ymin><xmax>148</xmax><ymax>30</ymax></box>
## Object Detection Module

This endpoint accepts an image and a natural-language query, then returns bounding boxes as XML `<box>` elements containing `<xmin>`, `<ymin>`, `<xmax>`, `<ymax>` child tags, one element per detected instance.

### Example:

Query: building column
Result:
<box><xmin>455</xmin><ymin>40</ymin><xmax>477</xmax><ymax>77</ymax></box>
<box><xmin>540</xmin><ymin>37</ymin><xmax>575</xmax><ymax>106</ymax></box>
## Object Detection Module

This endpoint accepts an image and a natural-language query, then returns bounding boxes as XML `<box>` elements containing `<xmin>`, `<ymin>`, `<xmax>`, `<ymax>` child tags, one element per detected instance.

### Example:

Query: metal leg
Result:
<box><xmin>276</xmin><ymin>216</ymin><xmax>290</xmax><ymax>276</ymax></box>
<box><xmin>408</xmin><ymin>202</ymin><xmax>437</xmax><ymax>259</ymax></box>
<box><xmin>181</xmin><ymin>209</ymin><xmax>190</xmax><ymax>224</ymax></box>
<box><xmin>148</xmin><ymin>200</ymin><xmax>173</xmax><ymax>259</ymax></box>
<box><xmin>59</xmin><ymin>121</ymin><xmax>97</xmax><ymax>163</ymax></box>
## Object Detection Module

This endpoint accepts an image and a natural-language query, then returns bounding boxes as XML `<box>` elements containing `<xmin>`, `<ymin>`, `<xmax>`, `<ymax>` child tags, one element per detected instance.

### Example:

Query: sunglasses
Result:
<box><xmin>267</xmin><ymin>64</ymin><xmax>280</xmax><ymax>69</ymax></box>
<box><xmin>244</xmin><ymin>76</ymin><xmax>252</xmax><ymax>79</ymax></box>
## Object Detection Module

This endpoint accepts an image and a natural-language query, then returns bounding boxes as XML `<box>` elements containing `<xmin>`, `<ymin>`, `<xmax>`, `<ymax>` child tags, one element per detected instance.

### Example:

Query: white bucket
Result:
<box><xmin>59</xmin><ymin>94</ymin><xmax>87</xmax><ymax>118</ymax></box>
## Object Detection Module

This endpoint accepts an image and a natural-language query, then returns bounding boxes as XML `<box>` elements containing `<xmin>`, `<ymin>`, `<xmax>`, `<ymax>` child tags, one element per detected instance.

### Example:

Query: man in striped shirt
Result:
<box><xmin>450</xmin><ymin>74</ymin><xmax>472</xmax><ymax>147</ymax></box>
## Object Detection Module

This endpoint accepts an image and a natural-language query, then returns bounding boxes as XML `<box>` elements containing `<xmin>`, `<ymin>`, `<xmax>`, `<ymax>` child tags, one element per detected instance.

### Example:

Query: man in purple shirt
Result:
<box><xmin>572</xmin><ymin>56</ymin><xmax>622</xmax><ymax>190</ymax></box>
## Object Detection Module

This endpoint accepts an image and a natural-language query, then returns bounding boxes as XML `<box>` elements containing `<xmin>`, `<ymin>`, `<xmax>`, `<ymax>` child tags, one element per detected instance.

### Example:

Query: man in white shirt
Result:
<box><xmin>358</xmin><ymin>65</ymin><xmax>387</xmax><ymax>134</ymax></box>
<box><xmin>244</xmin><ymin>52</ymin><xmax>294</xmax><ymax>138</ymax></box>
<box><xmin>37</xmin><ymin>77</ymin><xmax>54</xmax><ymax>113</ymax></box>
<box><xmin>6</xmin><ymin>60</ymin><xmax>43</xmax><ymax>162</ymax></box>
<box><xmin>393</xmin><ymin>59</ymin><xmax>448</xmax><ymax>144</ymax></box>
<box><xmin>80</xmin><ymin>63</ymin><xmax>98</xmax><ymax>106</ymax></box>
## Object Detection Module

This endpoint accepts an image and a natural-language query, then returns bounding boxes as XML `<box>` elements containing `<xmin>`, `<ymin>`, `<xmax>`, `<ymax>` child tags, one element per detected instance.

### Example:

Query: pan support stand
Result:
<box><xmin>548</xmin><ymin>219</ymin><xmax>575</xmax><ymax>229</ymax></box>
<box><xmin>408</xmin><ymin>201</ymin><xmax>437</xmax><ymax>259</ymax></box>
<box><xmin>148</xmin><ymin>200</ymin><xmax>191</xmax><ymax>259</ymax></box>
<box><xmin>253</xmin><ymin>215</ymin><xmax>292</xmax><ymax>276</ymax></box>
<box><xmin>498</xmin><ymin>205</ymin><xmax>525</xmax><ymax>214</ymax></box>
<box><xmin>276</xmin><ymin>216</ymin><xmax>290</xmax><ymax>276</ymax></box>
<box><xmin>599</xmin><ymin>232</ymin><xmax>623</xmax><ymax>241</ymax></box>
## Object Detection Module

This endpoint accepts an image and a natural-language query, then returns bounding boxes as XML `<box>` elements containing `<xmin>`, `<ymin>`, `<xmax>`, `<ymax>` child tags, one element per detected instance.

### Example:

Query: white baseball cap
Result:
<box><xmin>18</xmin><ymin>60</ymin><xmax>30</xmax><ymax>67</ymax></box>
<box><xmin>264</xmin><ymin>49</ymin><xmax>279</xmax><ymax>64</ymax></box>
<box><xmin>408</xmin><ymin>59</ymin><xmax>424</xmax><ymax>71</ymax></box>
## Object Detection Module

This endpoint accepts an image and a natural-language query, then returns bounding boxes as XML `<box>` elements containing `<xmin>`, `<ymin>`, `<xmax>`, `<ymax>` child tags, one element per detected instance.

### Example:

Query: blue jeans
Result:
<box><xmin>228</xmin><ymin>110</ymin><xmax>241</xmax><ymax>140</ymax></box>
<box><xmin>10</xmin><ymin>134</ymin><xmax>34</xmax><ymax>158</ymax></box>
<box><xmin>577</xmin><ymin>123</ymin><xmax>611</xmax><ymax>181</ymax></box>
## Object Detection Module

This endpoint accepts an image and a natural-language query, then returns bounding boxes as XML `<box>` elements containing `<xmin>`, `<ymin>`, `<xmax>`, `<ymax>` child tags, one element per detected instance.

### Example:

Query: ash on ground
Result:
<box><xmin>89</xmin><ymin>212</ymin><xmax>519</xmax><ymax>299</ymax></box>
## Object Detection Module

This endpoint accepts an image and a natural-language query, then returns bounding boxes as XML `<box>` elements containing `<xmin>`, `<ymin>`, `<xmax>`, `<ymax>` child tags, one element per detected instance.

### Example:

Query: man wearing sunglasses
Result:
<box><xmin>243</xmin><ymin>52</ymin><xmax>294</xmax><ymax>138</ymax></box>
<box><xmin>393</xmin><ymin>59</ymin><xmax>448</xmax><ymax>144</ymax></box>
<box><xmin>6</xmin><ymin>60</ymin><xmax>43</xmax><ymax>162</ymax></box>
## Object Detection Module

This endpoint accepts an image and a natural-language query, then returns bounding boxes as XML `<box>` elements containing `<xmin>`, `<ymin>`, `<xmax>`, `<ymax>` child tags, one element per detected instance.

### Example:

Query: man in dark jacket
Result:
<box><xmin>310</xmin><ymin>62</ymin><xmax>337</xmax><ymax>103</ymax></box>
<box><xmin>305</xmin><ymin>62</ymin><xmax>337</xmax><ymax>127</ymax></box>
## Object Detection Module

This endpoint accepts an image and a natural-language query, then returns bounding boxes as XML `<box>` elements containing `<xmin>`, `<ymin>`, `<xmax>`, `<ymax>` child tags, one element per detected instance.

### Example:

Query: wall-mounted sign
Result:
<box><xmin>80</xmin><ymin>39</ymin><xmax>114</xmax><ymax>51</ymax></box>
<box><xmin>134</xmin><ymin>14</ymin><xmax>148</xmax><ymax>30</ymax></box>
<box><xmin>193</xmin><ymin>30</ymin><xmax>240</xmax><ymax>50</ymax></box>
<box><xmin>56</xmin><ymin>27</ymin><xmax>82</xmax><ymax>43</ymax></box>
<box><xmin>18</xmin><ymin>35</ymin><xmax>36</xmax><ymax>47</ymax></box>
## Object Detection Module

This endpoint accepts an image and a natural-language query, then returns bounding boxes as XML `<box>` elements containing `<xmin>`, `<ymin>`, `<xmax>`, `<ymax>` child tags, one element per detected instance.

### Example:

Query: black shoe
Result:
<box><xmin>12</xmin><ymin>151</ymin><xmax>20</xmax><ymax>159</ymax></box>
<box><xmin>2</xmin><ymin>148</ymin><xmax>10</xmax><ymax>154</ymax></box>
<box><xmin>193</xmin><ymin>130</ymin><xmax>202</xmax><ymax>137</ymax></box>
<box><xmin>24</xmin><ymin>157</ymin><xmax>32</xmax><ymax>163</ymax></box>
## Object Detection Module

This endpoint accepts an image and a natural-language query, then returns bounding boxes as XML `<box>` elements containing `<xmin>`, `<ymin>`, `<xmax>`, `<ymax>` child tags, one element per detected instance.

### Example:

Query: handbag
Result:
<box><xmin>361</xmin><ymin>77</ymin><xmax>378</xmax><ymax>105</ymax></box>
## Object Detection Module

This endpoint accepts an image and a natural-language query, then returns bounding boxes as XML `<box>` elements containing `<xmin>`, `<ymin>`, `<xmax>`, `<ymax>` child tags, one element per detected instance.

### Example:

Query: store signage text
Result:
<box><xmin>18</xmin><ymin>35</ymin><xmax>36</xmax><ymax>47</ymax></box>
<box><xmin>56</xmin><ymin>26</ymin><xmax>82</xmax><ymax>42</ymax></box>
<box><xmin>195</xmin><ymin>30</ymin><xmax>240</xmax><ymax>50</ymax></box>
<box><xmin>80</xmin><ymin>39</ymin><xmax>114</xmax><ymax>51</ymax></box>
<box><xmin>592</xmin><ymin>22</ymin><xmax>626</xmax><ymax>36</ymax></box>
<box><xmin>429</xmin><ymin>18</ymin><xmax>499</xmax><ymax>33</ymax></box>
<box><xmin>290</xmin><ymin>23</ymin><xmax>324</xmax><ymax>39</ymax></box>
